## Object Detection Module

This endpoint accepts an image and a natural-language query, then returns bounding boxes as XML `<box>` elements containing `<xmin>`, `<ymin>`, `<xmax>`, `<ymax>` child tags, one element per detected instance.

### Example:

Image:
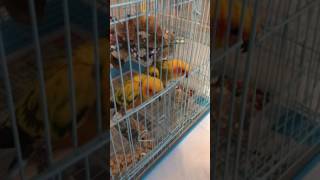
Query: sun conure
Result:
<box><xmin>149</xmin><ymin>59</ymin><xmax>190</xmax><ymax>85</ymax></box>
<box><xmin>115</xmin><ymin>74</ymin><xmax>164</xmax><ymax>110</ymax></box>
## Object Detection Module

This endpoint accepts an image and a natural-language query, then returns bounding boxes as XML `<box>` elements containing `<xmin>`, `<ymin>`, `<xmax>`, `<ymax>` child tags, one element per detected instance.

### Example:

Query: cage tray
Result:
<box><xmin>272</xmin><ymin>106</ymin><xmax>320</xmax><ymax>146</ymax></box>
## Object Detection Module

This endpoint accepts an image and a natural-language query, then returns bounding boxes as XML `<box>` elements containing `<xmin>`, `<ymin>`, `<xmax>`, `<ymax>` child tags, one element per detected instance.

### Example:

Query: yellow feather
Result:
<box><xmin>115</xmin><ymin>74</ymin><xmax>164</xmax><ymax>109</ymax></box>
<box><xmin>141</xmin><ymin>0</ymin><xmax>147</xmax><ymax>13</ymax></box>
<box><xmin>141</xmin><ymin>76</ymin><xmax>164</xmax><ymax>99</ymax></box>
<box><xmin>14</xmin><ymin>38</ymin><xmax>106</xmax><ymax>141</ymax></box>
<box><xmin>161</xmin><ymin>59</ymin><xmax>190</xmax><ymax>82</ymax></box>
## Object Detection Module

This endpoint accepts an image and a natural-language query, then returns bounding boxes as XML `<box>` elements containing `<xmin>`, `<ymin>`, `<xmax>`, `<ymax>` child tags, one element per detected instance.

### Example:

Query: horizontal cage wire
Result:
<box><xmin>212</xmin><ymin>0</ymin><xmax>320</xmax><ymax>180</ymax></box>
<box><xmin>0</xmin><ymin>0</ymin><xmax>109</xmax><ymax>180</ymax></box>
<box><xmin>110</xmin><ymin>0</ymin><xmax>209</xmax><ymax>179</ymax></box>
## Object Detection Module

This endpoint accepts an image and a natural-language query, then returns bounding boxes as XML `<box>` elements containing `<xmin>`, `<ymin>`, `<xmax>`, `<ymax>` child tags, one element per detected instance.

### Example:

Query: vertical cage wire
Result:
<box><xmin>110</xmin><ymin>0</ymin><xmax>209</xmax><ymax>179</ymax></box>
<box><xmin>0</xmin><ymin>23</ymin><xmax>26</xmax><ymax>180</ymax></box>
<box><xmin>213</xmin><ymin>0</ymin><xmax>320</xmax><ymax>179</ymax></box>
<box><xmin>0</xmin><ymin>0</ymin><xmax>108</xmax><ymax>179</ymax></box>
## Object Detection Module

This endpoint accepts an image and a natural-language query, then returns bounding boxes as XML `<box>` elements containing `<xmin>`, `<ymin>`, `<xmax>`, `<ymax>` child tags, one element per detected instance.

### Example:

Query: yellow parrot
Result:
<box><xmin>150</xmin><ymin>59</ymin><xmax>191</xmax><ymax>85</ymax></box>
<box><xmin>115</xmin><ymin>74</ymin><xmax>164</xmax><ymax>110</ymax></box>
<box><xmin>213</xmin><ymin>0</ymin><xmax>261</xmax><ymax>52</ymax></box>
<box><xmin>0</xmin><ymin>38</ymin><xmax>107</xmax><ymax>177</ymax></box>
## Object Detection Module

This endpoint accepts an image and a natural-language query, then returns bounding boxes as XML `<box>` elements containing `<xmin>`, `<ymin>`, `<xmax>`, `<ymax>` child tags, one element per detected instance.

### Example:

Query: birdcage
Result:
<box><xmin>213</xmin><ymin>0</ymin><xmax>320</xmax><ymax>179</ymax></box>
<box><xmin>0</xmin><ymin>0</ymin><xmax>109</xmax><ymax>179</ymax></box>
<box><xmin>110</xmin><ymin>0</ymin><xmax>209</xmax><ymax>179</ymax></box>
<box><xmin>0</xmin><ymin>0</ymin><xmax>209</xmax><ymax>179</ymax></box>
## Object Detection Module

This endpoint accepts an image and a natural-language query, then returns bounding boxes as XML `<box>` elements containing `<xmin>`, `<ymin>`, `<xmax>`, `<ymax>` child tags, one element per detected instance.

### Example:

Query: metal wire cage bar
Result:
<box><xmin>212</xmin><ymin>0</ymin><xmax>320</xmax><ymax>179</ymax></box>
<box><xmin>110</xmin><ymin>0</ymin><xmax>209</xmax><ymax>179</ymax></box>
<box><xmin>0</xmin><ymin>0</ymin><xmax>108</xmax><ymax>179</ymax></box>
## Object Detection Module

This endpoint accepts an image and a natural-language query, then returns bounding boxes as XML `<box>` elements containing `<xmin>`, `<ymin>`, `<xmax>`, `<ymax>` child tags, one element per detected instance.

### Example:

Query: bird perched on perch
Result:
<box><xmin>0</xmin><ymin>38</ymin><xmax>107</xmax><ymax>178</ymax></box>
<box><xmin>148</xmin><ymin>59</ymin><xmax>191</xmax><ymax>85</ymax></box>
<box><xmin>2</xmin><ymin>0</ymin><xmax>47</xmax><ymax>25</ymax></box>
<box><xmin>114</xmin><ymin>74</ymin><xmax>164</xmax><ymax>112</ymax></box>
<box><xmin>213</xmin><ymin>0</ymin><xmax>262</xmax><ymax>52</ymax></box>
